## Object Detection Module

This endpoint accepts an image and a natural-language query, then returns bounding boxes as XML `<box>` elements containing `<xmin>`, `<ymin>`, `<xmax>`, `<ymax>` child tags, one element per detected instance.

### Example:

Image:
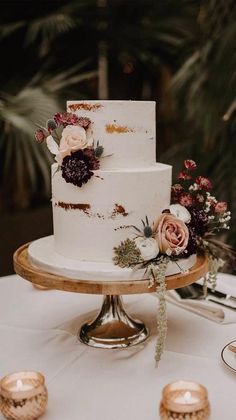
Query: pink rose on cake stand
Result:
<box><xmin>153</xmin><ymin>213</ymin><xmax>189</xmax><ymax>256</ymax></box>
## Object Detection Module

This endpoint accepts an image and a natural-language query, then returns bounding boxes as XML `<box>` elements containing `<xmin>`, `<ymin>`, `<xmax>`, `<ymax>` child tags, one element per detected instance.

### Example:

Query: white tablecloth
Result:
<box><xmin>0</xmin><ymin>274</ymin><xmax>235</xmax><ymax>420</ymax></box>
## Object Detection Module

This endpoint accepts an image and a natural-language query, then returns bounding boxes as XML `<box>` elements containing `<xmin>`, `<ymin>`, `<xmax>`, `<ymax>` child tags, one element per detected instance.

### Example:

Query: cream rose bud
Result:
<box><xmin>135</xmin><ymin>237</ymin><xmax>159</xmax><ymax>261</ymax></box>
<box><xmin>153</xmin><ymin>213</ymin><xmax>189</xmax><ymax>256</ymax></box>
<box><xmin>58</xmin><ymin>125</ymin><xmax>89</xmax><ymax>163</ymax></box>
<box><xmin>169</xmin><ymin>204</ymin><xmax>191</xmax><ymax>223</ymax></box>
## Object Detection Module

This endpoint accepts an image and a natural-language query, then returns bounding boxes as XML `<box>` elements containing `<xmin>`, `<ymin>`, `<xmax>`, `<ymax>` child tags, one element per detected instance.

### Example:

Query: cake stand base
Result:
<box><xmin>13</xmin><ymin>244</ymin><xmax>208</xmax><ymax>350</ymax></box>
<box><xmin>79</xmin><ymin>295</ymin><xmax>148</xmax><ymax>348</ymax></box>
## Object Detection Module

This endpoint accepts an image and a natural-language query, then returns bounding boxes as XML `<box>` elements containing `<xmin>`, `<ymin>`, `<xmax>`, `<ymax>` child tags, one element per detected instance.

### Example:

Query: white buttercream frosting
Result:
<box><xmin>30</xmin><ymin>100</ymin><xmax>197</xmax><ymax>278</ymax></box>
<box><xmin>28</xmin><ymin>236</ymin><xmax>197</xmax><ymax>281</ymax></box>
<box><xmin>67</xmin><ymin>100</ymin><xmax>156</xmax><ymax>169</ymax></box>
<box><xmin>52</xmin><ymin>163</ymin><xmax>172</xmax><ymax>262</ymax></box>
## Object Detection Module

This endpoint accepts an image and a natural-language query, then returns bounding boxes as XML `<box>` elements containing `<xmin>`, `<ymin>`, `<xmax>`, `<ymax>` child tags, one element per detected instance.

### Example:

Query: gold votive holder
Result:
<box><xmin>160</xmin><ymin>380</ymin><xmax>210</xmax><ymax>420</ymax></box>
<box><xmin>0</xmin><ymin>371</ymin><xmax>48</xmax><ymax>420</ymax></box>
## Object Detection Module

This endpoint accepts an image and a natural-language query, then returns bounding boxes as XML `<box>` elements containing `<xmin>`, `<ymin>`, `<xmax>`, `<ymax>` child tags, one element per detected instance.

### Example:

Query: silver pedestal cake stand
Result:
<box><xmin>14</xmin><ymin>243</ymin><xmax>208</xmax><ymax>349</ymax></box>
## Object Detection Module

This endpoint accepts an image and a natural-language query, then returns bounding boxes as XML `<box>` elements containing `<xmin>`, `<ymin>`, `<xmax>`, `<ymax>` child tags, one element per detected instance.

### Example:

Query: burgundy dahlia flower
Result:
<box><xmin>61</xmin><ymin>148</ymin><xmax>100</xmax><ymax>187</ymax></box>
<box><xmin>83</xmin><ymin>148</ymin><xmax>100</xmax><ymax>170</ymax></box>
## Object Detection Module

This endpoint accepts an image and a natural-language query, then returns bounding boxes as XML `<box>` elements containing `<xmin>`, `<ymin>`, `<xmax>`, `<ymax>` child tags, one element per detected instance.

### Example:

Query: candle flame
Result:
<box><xmin>184</xmin><ymin>391</ymin><xmax>191</xmax><ymax>403</ymax></box>
<box><xmin>16</xmin><ymin>379</ymin><xmax>23</xmax><ymax>390</ymax></box>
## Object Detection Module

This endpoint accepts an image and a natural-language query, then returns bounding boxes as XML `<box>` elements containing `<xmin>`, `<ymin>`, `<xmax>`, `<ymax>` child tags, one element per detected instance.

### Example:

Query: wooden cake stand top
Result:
<box><xmin>14</xmin><ymin>243</ymin><xmax>208</xmax><ymax>295</ymax></box>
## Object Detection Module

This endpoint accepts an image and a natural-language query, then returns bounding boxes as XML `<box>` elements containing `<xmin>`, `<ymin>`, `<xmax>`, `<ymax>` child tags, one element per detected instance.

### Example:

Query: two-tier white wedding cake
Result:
<box><xmin>29</xmin><ymin>100</ymin><xmax>196</xmax><ymax>280</ymax></box>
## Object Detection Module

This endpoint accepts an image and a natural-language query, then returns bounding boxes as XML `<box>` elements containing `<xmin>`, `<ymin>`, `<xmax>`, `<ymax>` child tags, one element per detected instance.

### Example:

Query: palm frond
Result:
<box><xmin>43</xmin><ymin>69</ymin><xmax>98</xmax><ymax>92</ymax></box>
<box><xmin>0</xmin><ymin>86</ymin><xmax>56</xmax><ymax>208</ymax></box>
<box><xmin>25</xmin><ymin>11</ymin><xmax>76</xmax><ymax>56</ymax></box>
<box><xmin>172</xmin><ymin>13</ymin><xmax>236</xmax><ymax>146</ymax></box>
<box><xmin>0</xmin><ymin>21</ymin><xmax>25</xmax><ymax>38</ymax></box>
<box><xmin>0</xmin><ymin>49</ymin><xmax>97</xmax><ymax>209</ymax></box>
<box><xmin>0</xmin><ymin>87</ymin><xmax>58</xmax><ymax>134</ymax></box>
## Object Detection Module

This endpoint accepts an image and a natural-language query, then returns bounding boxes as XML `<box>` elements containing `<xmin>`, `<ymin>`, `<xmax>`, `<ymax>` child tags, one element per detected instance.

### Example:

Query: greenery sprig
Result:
<box><xmin>147</xmin><ymin>258</ymin><xmax>169</xmax><ymax>365</ymax></box>
<box><xmin>113</xmin><ymin>239</ymin><xmax>141</xmax><ymax>268</ymax></box>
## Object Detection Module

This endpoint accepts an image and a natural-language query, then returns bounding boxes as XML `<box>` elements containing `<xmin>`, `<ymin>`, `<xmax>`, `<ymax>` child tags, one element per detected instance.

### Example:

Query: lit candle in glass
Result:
<box><xmin>0</xmin><ymin>371</ymin><xmax>48</xmax><ymax>420</ymax></box>
<box><xmin>9</xmin><ymin>379</ymin><xmax>34</xmax><ymax>392</ymax></box>
<box><xmin>160</xmin><ymin>380</ymin><xmax>210</xmax><ymax>419</ymax></box>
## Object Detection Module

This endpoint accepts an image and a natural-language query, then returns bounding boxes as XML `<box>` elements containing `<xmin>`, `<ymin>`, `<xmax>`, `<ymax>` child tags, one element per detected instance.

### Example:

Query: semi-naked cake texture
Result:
<box><xmin>29</xmin><ymin>100</ymin><xmax>196</xmax><ymax>280</ymax></box>
<box><xmin>53</xmin><ymin>100</ymin><xmax>171</xmax><ymax>261</ymax></box>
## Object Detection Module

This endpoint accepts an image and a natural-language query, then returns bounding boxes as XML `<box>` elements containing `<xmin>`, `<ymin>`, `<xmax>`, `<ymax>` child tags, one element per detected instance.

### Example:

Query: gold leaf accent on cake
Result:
<box><xmin>54</xmin><ymin>202</ymin><xmax>129</xmax><ymax>219</ymax></box>
<box><xmin>105</xmin><ymin>124</ymin><xmax>134</xmax><ymax>134</ymax></box>
<box><xmin>55</xmin><ymin>202</ymin><xmax>91</xmax><ymax>215</ymax></box>
<box><xmin>68</xmin><ymin>103</ymin><xmax>103</xmax><ymax>112</ymax></box>
<box><xmin>111</xmin><ymin>204</ymin><xmax>129</xmax><ymax>218</ymax></box>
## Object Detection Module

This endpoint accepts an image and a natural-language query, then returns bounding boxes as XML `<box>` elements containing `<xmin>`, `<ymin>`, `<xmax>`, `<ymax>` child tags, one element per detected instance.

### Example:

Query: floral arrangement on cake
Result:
<box><xmin>113</xmin><ymin>159</ymin><xmax>234</xmax><ymax>364</ymax></box>
<box><xmin>35</xmin><ymin>112</ymin><xmax>105</xmax><ymax>187</ymax></box>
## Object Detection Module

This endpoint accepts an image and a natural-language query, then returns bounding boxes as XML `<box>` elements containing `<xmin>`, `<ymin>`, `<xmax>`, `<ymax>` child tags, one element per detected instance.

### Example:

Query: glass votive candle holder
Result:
<box><xmin>160</xmin><ymin>380</ymin><xmax>210</xmax><ymax>420</ymax></box>
<box><xmin>0</xmin><ymin>371</ymin><xmax>48</xmax><ymax>420</ymax></box>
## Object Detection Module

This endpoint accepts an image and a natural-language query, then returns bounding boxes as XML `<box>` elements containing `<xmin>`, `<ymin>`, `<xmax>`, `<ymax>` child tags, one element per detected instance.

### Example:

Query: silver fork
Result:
<box><xmin>176</xmin><ymin>284</ymin><xmax>236</xmax><ymax>311</ymax></box>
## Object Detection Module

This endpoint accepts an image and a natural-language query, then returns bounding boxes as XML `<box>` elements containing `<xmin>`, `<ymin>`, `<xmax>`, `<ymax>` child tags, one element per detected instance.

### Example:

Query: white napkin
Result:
<box><xmin>165</xmin><ymin>272</ymin><xmax>236</xmax><ymax>324</ymax></box>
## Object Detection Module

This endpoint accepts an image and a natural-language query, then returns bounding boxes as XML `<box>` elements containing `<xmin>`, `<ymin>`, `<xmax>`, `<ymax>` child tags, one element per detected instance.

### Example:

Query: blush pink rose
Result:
<box><xmin>153</xmin><ymin>213</ymin><xmax>189</xmax><ymax>256</ymax></box>
<box><xmin>57</xmin><ymin>125</ymin><xmax>90</xmax><ymax>163</ymax></box>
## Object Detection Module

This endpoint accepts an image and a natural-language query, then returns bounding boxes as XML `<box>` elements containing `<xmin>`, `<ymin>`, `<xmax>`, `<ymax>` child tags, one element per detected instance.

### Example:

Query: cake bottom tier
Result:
<box><xmin>28</xmin><ymin>236</ymin><xmax>197</xmax><ymax>281</ymax></box>
<box><xmin>52</xmin><ymin>162</ymin><xmax>172</xmax><ymax>262</ymax></box>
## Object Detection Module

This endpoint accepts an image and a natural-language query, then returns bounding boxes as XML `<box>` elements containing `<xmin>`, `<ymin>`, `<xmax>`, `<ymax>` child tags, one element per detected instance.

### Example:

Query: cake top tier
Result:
<box><xmin>67</xmin><ymin>100</ymin><xmax>156</xmax><ymax>169</ymax></box>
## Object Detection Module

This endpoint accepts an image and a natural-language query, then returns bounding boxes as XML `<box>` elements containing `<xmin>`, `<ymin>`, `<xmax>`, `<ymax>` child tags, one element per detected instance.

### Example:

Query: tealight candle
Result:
<box><xmin>174</xmin><ymin>390</ymin><xmax>199</xmax><ymax>405</ymax></box>
<box><xmin>0</xmin><ymin>371</ymin><xmax>48</xmax><ymax>420</ymax></box>
<box><xmin>160</xmin><ymin>380</ymin><xmax>210</xmax><ymax>420</ymax></box>
<box><xmin>9</xmin><ymin>379</ymin><xmax>34</xmax><ymax>392</ymax></box>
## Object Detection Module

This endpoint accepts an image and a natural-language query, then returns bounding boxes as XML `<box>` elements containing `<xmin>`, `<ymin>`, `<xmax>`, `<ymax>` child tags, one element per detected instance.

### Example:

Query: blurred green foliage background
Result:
<box><xmin>1</xmin><ymin>0</ymin><xmax>236</xmax><ymax>274</ymax></box>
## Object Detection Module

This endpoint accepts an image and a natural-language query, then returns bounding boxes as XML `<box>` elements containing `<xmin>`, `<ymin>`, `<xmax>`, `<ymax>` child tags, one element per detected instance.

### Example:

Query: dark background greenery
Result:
<box><xmin>1</xmin><ymin>0</ymin><xmax>236</xmax><ymax>275</ymax></box>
